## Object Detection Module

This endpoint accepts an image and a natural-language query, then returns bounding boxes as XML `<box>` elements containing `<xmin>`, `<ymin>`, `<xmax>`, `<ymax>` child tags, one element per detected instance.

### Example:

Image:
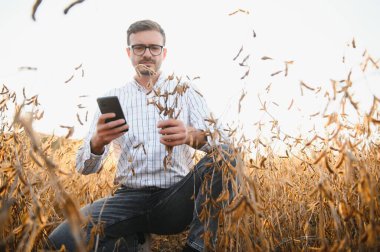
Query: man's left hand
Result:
<box><xmin>157</xmin><ymin>119</ymin><xmax>188</xmax><ymax>147</ymax></box>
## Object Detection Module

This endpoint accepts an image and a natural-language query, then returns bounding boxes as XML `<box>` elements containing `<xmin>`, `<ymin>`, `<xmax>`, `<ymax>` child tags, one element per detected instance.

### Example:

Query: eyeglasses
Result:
<box><xmin>130</xmin><ymin>44</ymin><xmax>164</xmax><ymax>56</ymax></box>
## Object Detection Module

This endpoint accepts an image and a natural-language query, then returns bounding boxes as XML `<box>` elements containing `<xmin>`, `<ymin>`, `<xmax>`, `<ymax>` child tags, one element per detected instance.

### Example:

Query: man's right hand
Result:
<box><xmin>90</xmin><ymin>113</ymin><xmax>129</xmax><ymax>155</ymax></box>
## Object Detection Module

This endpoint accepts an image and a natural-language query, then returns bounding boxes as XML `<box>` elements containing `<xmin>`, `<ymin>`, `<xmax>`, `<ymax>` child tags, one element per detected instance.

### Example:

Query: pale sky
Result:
<box><xmin>1</xmin><ymin>0</ymin><xmax>379</xmax><ymax>140</ymax></box>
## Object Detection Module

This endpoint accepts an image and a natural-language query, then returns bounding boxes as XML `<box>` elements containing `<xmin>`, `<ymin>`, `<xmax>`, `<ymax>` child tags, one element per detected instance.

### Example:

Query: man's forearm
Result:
<box><xmin>186</xmin><ymin>126</ymin><xmax>208</xmax><ymax>149</ymax></box>
<box><xmin>90</xmin><ymin>137</ymin><xmax>105</xmax><ymax>155</ymax></box>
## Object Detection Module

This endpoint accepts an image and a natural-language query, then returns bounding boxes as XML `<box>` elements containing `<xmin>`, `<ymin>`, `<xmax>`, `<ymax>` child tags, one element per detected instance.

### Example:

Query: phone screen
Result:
<box><xmin>97</xmin><ymin>96</ymin><xmax>128</xmax><ymax>132</ymax></box>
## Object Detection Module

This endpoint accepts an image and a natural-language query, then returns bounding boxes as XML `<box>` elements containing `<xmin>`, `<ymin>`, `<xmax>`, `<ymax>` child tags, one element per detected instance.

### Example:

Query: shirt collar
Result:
<box><xmin>131</xmin><ymin>71</ymin><xmax>168</xmax><ymax>93</ymax></box>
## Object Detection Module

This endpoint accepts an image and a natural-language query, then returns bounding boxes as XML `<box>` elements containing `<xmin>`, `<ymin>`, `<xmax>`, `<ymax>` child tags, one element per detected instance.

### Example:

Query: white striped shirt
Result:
<box><xmin>76</xmin><ymin>73</ymin><xmax>213</xmax><ymax>188</ymax></box>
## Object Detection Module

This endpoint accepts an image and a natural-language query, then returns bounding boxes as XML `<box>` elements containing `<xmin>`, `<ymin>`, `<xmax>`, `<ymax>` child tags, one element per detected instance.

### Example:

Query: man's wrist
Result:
<box><xmin>90</xmin><ymin>137</ymin><xmax>105</xmax><ymax>155</ymax></box>
<box><xmin>186</xmin><ymin>127</ymin><xmax>207</xmax><ymax>149</ymax></box>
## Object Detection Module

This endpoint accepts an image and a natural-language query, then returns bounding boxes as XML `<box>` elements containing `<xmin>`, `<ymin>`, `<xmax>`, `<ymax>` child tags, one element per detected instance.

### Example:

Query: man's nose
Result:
<box><xmin>142</xmin><ymin>47</ymin><xmax>153</xmax><ymax>57</ymax></box>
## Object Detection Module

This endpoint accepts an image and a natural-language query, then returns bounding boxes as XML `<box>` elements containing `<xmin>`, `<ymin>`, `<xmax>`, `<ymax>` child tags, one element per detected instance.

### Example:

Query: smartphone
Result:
<box><xmin>97</xmin><ymin>96</ymin><xmax>128</xmax><ymax>132</ymax></box>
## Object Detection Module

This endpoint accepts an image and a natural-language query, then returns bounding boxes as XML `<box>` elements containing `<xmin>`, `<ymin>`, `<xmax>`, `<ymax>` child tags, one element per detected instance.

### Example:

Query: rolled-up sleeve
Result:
<box><xmin>75</xmin><ymin>108</ymin><xmax>110</xmax><ymax>174</ymax></box>
<box><xmin>186</xmin><ymin>83</ymin><xmax>228</xmax><ymax>152</ymax></box>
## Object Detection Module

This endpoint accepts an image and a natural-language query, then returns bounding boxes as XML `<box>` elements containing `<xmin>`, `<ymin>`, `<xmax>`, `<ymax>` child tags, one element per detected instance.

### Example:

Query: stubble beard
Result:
<box><xmin>136</xmin><ymin>58</ymin><xmax>158</xmax><ymax>76</ymax></box>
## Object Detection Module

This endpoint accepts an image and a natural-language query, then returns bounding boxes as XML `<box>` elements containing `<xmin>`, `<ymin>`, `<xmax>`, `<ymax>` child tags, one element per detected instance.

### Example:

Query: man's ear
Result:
<box><xmin>162</xmin><ymin>48</ymin><xmax>167</xmax><ymax>60</ymax></box>
<box><xmin>126</xmin><ymin>47</ymin><xmax>131</xmax><ymax>58</ymax></box>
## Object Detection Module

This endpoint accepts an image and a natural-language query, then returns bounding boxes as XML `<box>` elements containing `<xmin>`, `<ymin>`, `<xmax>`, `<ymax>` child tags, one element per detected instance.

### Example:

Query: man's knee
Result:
<box><xmin>206</xmin><ymin>144</ymin><xmax>237</xmax><ymax>173</ymax></box>
<box><xmin>47</xmin><ymin>220</ymin><xmax>79</xmax><ymax>251</ymax></box>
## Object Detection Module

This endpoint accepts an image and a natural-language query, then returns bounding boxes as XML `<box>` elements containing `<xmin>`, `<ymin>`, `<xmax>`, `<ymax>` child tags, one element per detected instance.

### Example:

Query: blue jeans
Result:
<box><xmin>48</xmin><ymin>145</ymin><xmax>235</xmax><ymax>251</ymax></box>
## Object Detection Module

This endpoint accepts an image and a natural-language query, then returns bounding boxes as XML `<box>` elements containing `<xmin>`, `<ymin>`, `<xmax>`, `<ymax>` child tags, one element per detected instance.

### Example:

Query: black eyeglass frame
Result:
<box><xmin>130</xmin><ymin>44</ymin><xmax>164</xmax><ymax>56</ymax></box>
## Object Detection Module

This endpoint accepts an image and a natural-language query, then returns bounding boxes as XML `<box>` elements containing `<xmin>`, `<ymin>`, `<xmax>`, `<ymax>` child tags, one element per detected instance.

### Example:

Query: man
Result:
<box><xmin>48</xmin><ymin>20</ymin><xmax>234</xmax><ymax>252</ymax></box>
